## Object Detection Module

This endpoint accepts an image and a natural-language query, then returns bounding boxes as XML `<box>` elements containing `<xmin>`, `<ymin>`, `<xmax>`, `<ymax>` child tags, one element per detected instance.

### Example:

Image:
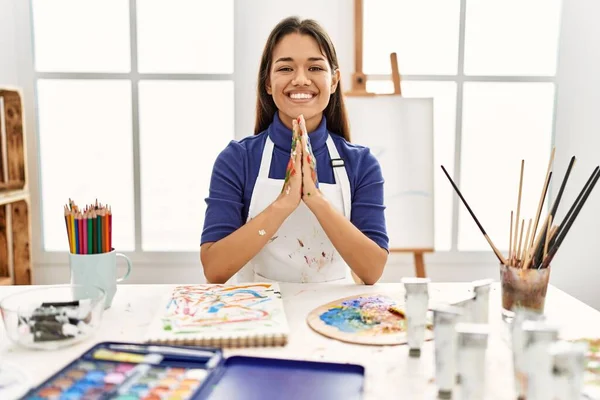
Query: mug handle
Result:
<box><xmin>116</xmin><ymin>253</ymin><xmax>132</xmax><ymax>282</ymax></box>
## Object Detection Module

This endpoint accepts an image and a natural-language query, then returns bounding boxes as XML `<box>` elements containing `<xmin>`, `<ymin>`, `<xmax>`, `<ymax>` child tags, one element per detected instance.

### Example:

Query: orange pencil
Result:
<box><xmin>70</xmin><ymin>211</ymin><xmax>76</xmax><ymax>253</ymax></box>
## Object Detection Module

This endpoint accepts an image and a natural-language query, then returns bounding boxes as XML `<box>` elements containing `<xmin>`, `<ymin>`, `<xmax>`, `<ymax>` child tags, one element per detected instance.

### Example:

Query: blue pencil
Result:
<box><xmin>74</xmin><ymin>217</ymin><xmax>80</xmax><ymax>254</ymax></box>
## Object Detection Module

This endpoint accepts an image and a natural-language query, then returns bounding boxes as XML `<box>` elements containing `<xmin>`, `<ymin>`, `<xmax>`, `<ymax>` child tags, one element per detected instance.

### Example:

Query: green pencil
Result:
<box><xmin>92</xmin><ymin>212</ymin><xmax>97</xmax><ymax>254</ymax></box>
<box><xmin>87</xmin><ymin>214</ymin><xmax>93</xmax><ymax>255</ymax></box>
<box><xmin>97</xmin><ymin>211</ymin><xmax>103</xmax><ymax>254</ymax></box>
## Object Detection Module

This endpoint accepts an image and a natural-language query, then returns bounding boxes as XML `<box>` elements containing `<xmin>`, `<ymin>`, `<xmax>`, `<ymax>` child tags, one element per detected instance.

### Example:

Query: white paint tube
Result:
<box><xmin>522</xmin><ymin>320</ymin><xmax>560</xmax><ymax>400</ymax></box>
<box><xmin>431</xmin><ymin>304</ymin><xmax>464</xmax><ymax>399</ymax></box>
<box><xmin>402</xmin><ymin>277</ymin><xmax>430</xmax><ymax>357</ymax></box>
<box><xmin>550</xmin><ymin>340</ymin><xmax>587</xmax><ymax>400</ymax></box>
<box><xmin>456</xmin><ymin>323</ymin><xmax>489</xmax><ymax>400</ymax></box>
<box><xmin>510</xmin><ymin>307</ymin><xmax>545</xmax><ymax>399</ymax></box>
<box><xmin>471</xmin><ymin>279</ymin><xmax>493</xmax><ymax>324</ymax></box>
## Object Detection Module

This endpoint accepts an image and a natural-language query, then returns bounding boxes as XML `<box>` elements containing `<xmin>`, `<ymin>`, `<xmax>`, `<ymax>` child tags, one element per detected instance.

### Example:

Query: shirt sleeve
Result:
<box><xmin>201</xmin><ymin>141</ymin><xmax>246</xmax><ymax>245</ymax></box>
<box><xmin>351</xmin><ymin>148</ymin><xmax>390</xmax><ymax>252</ymax></box>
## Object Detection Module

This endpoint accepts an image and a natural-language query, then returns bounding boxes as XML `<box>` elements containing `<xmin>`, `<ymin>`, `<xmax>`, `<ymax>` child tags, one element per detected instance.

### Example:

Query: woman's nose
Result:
<box><xmin>292</xmin><ymin>70</ymin><xmax>311</xmax><ymax>86</ymax></box>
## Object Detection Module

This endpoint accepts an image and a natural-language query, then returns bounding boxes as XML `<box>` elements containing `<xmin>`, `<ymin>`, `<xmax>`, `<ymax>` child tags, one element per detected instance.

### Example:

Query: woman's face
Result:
<box><xmin>267</xmin><ymin>33</ymin><xmax>339</xmax><ymax>133</ymax></box>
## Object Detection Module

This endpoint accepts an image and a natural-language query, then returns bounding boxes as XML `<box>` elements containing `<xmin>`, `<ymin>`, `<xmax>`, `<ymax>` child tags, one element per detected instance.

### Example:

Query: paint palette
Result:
<box><xmin>23</xmin><ymin>341</ymin><xmax>366</xmax><ymax>400</ymax></box>
<box><xmin>22</xmin><ymin>342</ymin><xmax>217</xmax><ymax>400</ymax></box>
<box><xmin>306</xmin><ymin>293</ymin><xmax>434</xmax><ymax>346</ymax></box>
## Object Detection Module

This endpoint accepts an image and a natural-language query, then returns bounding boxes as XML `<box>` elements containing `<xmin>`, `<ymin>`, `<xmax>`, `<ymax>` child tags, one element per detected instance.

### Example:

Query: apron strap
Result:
<box><xmin>326</xmin><ymin>136</ymin><xmax>351</xmax><ymax>219</ymax></box>
<box><xmin>258</xmin><ymin>136</ymin><xmax>275</xmax><ymax>179</ymax></box>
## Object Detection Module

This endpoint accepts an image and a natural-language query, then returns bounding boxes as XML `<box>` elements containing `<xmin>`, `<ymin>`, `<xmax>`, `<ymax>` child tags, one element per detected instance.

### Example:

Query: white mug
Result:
<box><xmin>69</xmin><ymin>250</ymin><xmax>132</xmax><ymax>309</ymax></box>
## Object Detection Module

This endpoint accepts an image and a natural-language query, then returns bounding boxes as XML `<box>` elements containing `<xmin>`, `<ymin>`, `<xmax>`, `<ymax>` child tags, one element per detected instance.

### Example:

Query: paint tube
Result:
<box><xmin>549</xmin><ymin>340</ymin><xmax>587</xmax><ymax>400</ymax></box>
<box><xmin>456</xmin><ymin>323</ymin><xmax>489</xmax><ymax>400</ymax></box>
<box><xmin>402</xmin><ymin>277</ymin><xmax>430</xmax><ymax>357</ymax></box>
<box><xmin>510</xmin><ymin>307</ymin><xmax>545</xmax><ymax>399</ymax></box>
<box><xmin>431</xmin><ymin>304</ymin><xmax>463</xmax><ymax>399</ymax></box>
<box><xmin>471</xmin><ymin>279</ymin><xmax>493</xmax><ymax>324</ymax></box>
<box><xmin>522</xmin><ymin>320</ymin><xmax>560</xmax><ymax>400</ymax></box>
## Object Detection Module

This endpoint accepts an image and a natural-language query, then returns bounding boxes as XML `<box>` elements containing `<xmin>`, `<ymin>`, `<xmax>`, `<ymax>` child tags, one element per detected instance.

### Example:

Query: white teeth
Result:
<box><xmin>289</xmin><ymin>93</ymin><xmax>314</xmax><ymax>99</ymax></box>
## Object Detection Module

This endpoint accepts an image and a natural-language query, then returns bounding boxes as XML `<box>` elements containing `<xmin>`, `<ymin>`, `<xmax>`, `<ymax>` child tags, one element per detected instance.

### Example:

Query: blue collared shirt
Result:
<box><xmin>201</xmin><ymin>113</ymin><xmax>389</xmax><ymax>252</ymax></box>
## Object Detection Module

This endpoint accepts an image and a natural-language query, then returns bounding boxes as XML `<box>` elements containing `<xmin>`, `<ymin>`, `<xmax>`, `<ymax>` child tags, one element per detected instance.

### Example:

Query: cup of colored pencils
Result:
<box><xmin>64</xmin><ymin>199</ymin><xmax>112</xmax><ymax>254</ymax></box>
<box><xmin>441</xmin><ymin>148</ymin><xmax>600</xmax><ymax>321</ymax></box>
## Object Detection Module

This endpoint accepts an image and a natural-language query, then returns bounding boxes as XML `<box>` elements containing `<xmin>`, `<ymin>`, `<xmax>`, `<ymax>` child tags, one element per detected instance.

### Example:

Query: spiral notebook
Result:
<box><xmin>144</xmin><ymin>283</ymin><xmax>290</xmax><ymax>348</ymax></box>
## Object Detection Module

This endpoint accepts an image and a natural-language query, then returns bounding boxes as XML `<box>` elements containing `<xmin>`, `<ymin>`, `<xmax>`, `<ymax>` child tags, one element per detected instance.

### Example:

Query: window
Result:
<box><xmin>364</xmin><ymin>0</ymin><xmax>562</xmax><ymax>252</ymax></box>
<box><xmin>31</xmin><ymin>0</ymin><xmax>234</xmax><ymax>253</ymax></box>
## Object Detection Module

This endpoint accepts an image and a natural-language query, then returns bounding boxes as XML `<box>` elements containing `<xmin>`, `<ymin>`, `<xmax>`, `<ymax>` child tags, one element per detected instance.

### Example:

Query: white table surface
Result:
<box><xmin>1</xmin><ymin>282</ymin><xmax>598</xmax><ymax>399</ymax></box>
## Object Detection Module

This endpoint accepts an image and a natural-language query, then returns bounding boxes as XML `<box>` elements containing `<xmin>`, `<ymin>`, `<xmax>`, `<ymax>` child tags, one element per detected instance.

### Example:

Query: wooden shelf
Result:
<box><xmin>0</xmin><ymin>188</ymin><xmax>29</xmax><ymax>206</ymax></box>
<box><xmin>0</xmin><ymin>88</ymin><xmax>32</xmax><ymax>285</ymax></box>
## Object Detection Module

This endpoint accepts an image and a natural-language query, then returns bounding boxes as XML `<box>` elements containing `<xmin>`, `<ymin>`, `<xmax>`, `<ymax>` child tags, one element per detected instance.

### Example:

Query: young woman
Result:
<box><xmin>200</xmin><ymin>17</ymin><xmax>388</xmax><ymax>284</ymax></box>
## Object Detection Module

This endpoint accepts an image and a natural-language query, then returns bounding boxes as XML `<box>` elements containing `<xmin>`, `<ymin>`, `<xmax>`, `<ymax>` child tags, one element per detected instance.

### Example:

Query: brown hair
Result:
<box><xmin>253</xmin><ymin>16</ymin><xmax>351</xmax><ymax>141</ymax></box>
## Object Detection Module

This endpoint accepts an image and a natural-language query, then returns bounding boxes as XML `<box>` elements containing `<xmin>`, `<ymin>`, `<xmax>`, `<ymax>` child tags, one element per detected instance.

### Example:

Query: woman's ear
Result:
<box><xmin>331</xmin><ymin>69</ymin><xmax>341</xmax><ymax>93</ymax></box>
<box><xmin>266</xmin><ymin>79</ymin><xmax>272</xmax><ymax>95</ymax></box>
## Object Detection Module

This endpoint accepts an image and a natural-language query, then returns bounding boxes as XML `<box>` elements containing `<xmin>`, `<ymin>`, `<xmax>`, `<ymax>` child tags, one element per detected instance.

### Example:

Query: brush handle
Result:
<box><xmin>540</xmin><ymin>167</ymin><xmax>600</xmax><ymax>268</ymax></box>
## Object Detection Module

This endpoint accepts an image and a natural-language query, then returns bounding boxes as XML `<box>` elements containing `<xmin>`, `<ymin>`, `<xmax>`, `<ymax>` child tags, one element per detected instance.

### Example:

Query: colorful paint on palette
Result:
<box><xmin>24</xmin><ymin>359</ymin><xmax>208</xmax><ymax>400</ymax></box>
<box><xmin>319</xmin><ymin>295</ymin><xmax>407</xmax><ymax>334</ymax></box>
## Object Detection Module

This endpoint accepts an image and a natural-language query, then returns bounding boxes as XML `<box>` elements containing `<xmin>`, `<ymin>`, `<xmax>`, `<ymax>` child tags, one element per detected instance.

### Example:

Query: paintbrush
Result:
<box><xmin>441</xmin><ymin>165</ymin><xmax>507</xmax><ymax>265</ymax></box>
<box><xmin>549</xmin><ymin>165</ymin><xmax>600</xmax><ymax>251</ymax></box>
<box><xmin>530</xmin><ymin>156</ymin><xmax>576</xmax><ymax>267</ymax></box>
<box><xmin>538</xmin><ymin>167</ymin><xmax>600</xmax><ymax>269</ymax></box>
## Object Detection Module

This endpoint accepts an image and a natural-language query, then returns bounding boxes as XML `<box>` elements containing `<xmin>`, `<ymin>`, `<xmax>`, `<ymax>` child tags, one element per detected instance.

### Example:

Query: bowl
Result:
<box><xmin>0</xmin><ymin>284</ymin><xmax>105</xmax><ymax>350</ymax></box>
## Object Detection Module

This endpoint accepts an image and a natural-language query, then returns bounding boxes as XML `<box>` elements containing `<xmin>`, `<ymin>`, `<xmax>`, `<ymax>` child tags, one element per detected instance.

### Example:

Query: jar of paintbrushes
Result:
<box><xmin>442</xmin><ymin>150</ymin><xmax>600</xmax><ymax>323</ymax></box>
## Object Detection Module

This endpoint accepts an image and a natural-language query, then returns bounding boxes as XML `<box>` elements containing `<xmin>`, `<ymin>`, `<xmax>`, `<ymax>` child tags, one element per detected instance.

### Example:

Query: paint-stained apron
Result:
<box><xmin>235</xmin><ymin>134</ymin><xmax>353</xmax><ymax>283</ymax></box>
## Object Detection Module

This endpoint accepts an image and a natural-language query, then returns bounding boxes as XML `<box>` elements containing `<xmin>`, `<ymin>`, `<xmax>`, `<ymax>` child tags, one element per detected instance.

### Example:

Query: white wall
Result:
<box><xmin>550</xmin><ymin>0</ymin><xmax>600</xmax><ymax>309</ymax></box>
<box><xmin>0</xmin><ymin>0</ymin><xmax>18</xmax><ymax>86</ymax></box>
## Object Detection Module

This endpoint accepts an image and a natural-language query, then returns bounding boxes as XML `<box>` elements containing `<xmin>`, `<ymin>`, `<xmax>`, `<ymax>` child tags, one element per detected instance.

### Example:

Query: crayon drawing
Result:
<box><xmin>307</xmin><ymin>293</ymin><xmax>434</xmax><ymax>346</ymax></box>
<box><xmin>161</xmin><ymin>283</ymin><xmax>286</xmax><ymax>334</ymax></box>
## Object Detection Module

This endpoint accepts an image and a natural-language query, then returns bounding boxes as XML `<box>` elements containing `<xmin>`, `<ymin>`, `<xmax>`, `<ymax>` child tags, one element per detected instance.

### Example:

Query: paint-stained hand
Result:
<box><xmin>298</xmin><ymin>115</ymin><xmax>322</xmax><ymax>204</ymax></box>
<box><xmin>274</xmin><ymin>118</ymin><xmax>303</xmax><ymax>214</ymax></box>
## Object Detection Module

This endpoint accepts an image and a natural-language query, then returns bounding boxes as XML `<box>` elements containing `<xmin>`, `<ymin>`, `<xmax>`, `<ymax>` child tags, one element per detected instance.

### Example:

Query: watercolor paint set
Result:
<box><xmin>22</xmin><ymin>341</ymin><xmax>365</xmax><ymax>400</ymax></box>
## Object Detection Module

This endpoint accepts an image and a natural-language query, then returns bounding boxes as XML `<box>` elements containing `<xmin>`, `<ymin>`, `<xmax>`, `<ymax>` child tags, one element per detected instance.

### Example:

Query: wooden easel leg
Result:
<box><xmin>414</xmin><ymin>252</ymin><xmax>426</xmax><ymax>278</ymax></box>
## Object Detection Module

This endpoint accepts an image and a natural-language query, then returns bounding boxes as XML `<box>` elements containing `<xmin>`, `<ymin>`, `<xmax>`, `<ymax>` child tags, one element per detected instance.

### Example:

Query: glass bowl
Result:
<box><xmin>0</xmin><ymin>284</ymin><xmax>105</xmax><ymax>350</ymax></box>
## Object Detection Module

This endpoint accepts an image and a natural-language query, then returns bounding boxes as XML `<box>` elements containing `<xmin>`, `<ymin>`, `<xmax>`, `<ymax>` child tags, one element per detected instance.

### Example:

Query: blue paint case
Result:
<box><xmin>22</xmin><ymin>341</ymin><xmax>365</xmax><ymax>400</ymax></box>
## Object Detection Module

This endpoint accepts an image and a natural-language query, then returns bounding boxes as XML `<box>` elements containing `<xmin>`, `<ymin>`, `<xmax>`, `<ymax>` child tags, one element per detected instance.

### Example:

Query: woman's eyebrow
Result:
<box><xmin>274</xmin><ymin>56</ymin><xmax>326</xmax><ymax>63</ymax></box>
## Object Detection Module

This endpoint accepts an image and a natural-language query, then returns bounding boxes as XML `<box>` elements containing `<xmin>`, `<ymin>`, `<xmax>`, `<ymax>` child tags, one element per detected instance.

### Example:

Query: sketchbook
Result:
<box><xmin>144</xmin><ymin>283</ymin><xmax>290</xmax><ymax>348</ymax></box>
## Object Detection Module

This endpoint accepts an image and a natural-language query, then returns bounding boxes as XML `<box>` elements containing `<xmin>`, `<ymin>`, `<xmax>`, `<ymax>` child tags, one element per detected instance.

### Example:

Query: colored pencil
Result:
<box><xmin>74</xmin><ymin>215</ymin><xmax>80</xmax><ymax>254</ymax></box>
<box><xmin>70</xmin><ymin>212</ymin><xmax>76</xmax><ymax>253</ymax></box>
<box><xmin>87</xmin><ymin>213</ymin><xmax>93</xmax><ymax>254</ymax></box>
<box><xmin>82</xmin><ymin>213</ymin><xmax>87</xmax><ymax>254</ymax></box>
<box><xmin>103</xmin><ymin>209</ymin><xmax>109</xmax><ymax>253</ymax></box>
<box><xmin>92</xmin><ymin>211</ymin><xmax>97</xmax><ymax>254</ymax></box>
<box><xmin>108</xmin><ymin>207</ymin><xmax>112</xmax><ymax>251</ymax></box>
<box><xmin>97</xmin><ymin>209</ymin><xmax>103</xmax><ymax>254</ymax></box>
<box><xmin>63</xmin><ymin>200</ymin><xmax>113</xmax><ymax>254</ymax></box>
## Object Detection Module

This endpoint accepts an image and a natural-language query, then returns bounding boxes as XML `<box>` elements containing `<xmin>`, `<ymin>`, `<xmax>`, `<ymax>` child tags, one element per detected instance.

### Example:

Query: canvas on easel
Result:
<box><xmin>345</xmin><ymin>0</ymin><xmax>435</xmax><ymax>277</ymax></box>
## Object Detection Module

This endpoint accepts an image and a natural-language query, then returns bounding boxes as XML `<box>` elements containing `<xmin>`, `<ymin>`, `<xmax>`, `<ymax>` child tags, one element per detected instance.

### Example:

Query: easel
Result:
<box><xmin>345</xmin><ymin>0</ymin><xmax>433</xmax><ymax>278</ymax></box>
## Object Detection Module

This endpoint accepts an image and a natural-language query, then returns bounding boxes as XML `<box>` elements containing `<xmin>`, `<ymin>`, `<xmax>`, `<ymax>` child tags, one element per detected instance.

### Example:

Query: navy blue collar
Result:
<box><xmin>268</xmin><ymin>112</ymin><xmax>328</xmax><ymax>153</ymax></box>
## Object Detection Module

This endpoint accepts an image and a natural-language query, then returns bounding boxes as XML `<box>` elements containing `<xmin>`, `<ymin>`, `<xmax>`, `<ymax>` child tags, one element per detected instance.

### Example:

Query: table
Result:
<box><xmin>1</xmin><ymin>282</ymin><xmax>598</xmax><ymax>399</ymax></box>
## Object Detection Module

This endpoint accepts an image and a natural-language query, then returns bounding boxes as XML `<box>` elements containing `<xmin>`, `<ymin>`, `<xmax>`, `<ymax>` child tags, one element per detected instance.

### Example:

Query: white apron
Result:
<box><xmin>235</xmin><ymin>134</ymin><xmax>352</xmax><ymax>283</ymax></box>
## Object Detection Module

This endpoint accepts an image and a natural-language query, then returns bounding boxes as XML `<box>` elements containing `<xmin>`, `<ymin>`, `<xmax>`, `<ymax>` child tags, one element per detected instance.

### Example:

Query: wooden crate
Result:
<box><xmin>0</xmin><ymin>88</ymin><xmax>32</xmax><ymax>285</ymax></box>
<box><xmin>0</xmin><ymin>89</ymin><xmax>26</xmax><ymax>191</ymax></box>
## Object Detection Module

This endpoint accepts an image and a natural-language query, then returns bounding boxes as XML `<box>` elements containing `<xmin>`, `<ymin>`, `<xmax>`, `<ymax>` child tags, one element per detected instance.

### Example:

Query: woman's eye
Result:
<box><xmin>309</xmin><ymin>66</ymin><xmax>325</xmax><ymax>71</ymax></box>
<box><xmin>277</xmin><ymin>67</ymin><xmax>292</xmax><ymax>72</ymax></box>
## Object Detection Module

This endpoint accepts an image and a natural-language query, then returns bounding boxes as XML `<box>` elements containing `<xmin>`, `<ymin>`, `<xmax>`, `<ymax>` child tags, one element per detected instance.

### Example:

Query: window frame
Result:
<box><xmin>15</xmin><ymin>0</ymin><xmax>559</xmax><ymax>275</ymax></box>
<box><xmin>364</xmin><ymin>0</ymin><xmax>558</xmax><ymax>253</ymax></box>
<box><xmin>17</xmin><ymin>0</ymin><xmax>236</xmax><ymax>270</ymax></box>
